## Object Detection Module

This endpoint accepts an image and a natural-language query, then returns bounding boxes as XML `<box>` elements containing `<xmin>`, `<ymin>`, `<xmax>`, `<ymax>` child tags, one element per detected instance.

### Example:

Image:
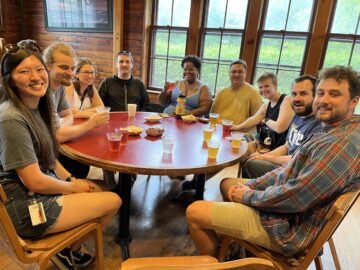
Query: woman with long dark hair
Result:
<box><xmin>0</xmin><ymin>44</ymin><xmax>121</xmax><ymax>269</ymax></box>
<box><xmin>65</xmin><ymin>57</ymin><xmax>104</xmax><ymax>118</ymax></box>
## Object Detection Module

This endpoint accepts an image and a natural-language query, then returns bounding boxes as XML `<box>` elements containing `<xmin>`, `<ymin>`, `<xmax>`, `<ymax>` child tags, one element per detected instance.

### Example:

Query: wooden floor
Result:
<box><xmin>1</xmin><ymin>167</ymin><xmax>359</xmax><ymax>269</ymax></box>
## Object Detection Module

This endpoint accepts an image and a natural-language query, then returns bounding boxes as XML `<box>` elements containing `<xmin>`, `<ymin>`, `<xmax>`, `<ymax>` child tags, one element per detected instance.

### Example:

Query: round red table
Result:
<box><xmin>61</xmin><ymin>112</ymin><xmax>248</xmax><ymax>258</ymax></box>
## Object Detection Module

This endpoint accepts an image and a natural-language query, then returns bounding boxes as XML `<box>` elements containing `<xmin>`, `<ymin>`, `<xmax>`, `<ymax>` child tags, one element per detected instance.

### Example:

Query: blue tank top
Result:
<box><xmin>164</xmin><ymin>81</ymin><xmax>203</xmax><ymax>115</ymax></box>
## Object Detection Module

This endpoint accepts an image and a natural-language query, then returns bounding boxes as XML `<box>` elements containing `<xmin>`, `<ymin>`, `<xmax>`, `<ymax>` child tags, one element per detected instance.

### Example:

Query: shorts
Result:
<box><xmin>3</xmin><ymin>180</ymin><xmax>63</xmax><ymax>239</ymax></box>
<box><xmin>211</xmin><ymin>201</ymin><xmax>280</xmax><ymax>252</ymax></box>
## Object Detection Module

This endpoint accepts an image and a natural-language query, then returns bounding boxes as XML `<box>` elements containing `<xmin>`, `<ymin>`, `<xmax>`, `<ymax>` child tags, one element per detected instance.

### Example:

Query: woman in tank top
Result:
<box><xmin>65</xmin><ymin>58</ymin><xmax>104</xmax><ymax>118</ymax></box>
<box><xmin>159</xmin><ymin>55</ymin><xmax>212</xmax><ymax>116</ymax></box>
<box><xmin>232</xmin><ymin>72</ymin><xmax>295</xmax><ymax>154</ymax></box>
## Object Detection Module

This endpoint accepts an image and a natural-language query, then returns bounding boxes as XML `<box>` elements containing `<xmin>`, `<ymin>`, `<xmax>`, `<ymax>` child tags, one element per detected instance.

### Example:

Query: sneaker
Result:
<box><xmin>51</xmin><ymin>248</ymin><xmax>93</xmax><ymax>269</ymax></box>
<box><xmin>71</xmin><ymin>249</ymin><xmax>93</xmax><ymax>267</ymax></box>
<box><xmin>51</xmin><ymin>248</ymin><xmax>74</xmax><ymax>270</ymax></box>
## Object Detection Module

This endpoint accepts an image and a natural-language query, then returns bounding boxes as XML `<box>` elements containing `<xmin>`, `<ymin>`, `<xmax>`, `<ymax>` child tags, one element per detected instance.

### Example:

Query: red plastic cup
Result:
<box><xmin>115</xmin><ymin>128</ymin><xmax>129</xmax><ymax>145</ymax></box>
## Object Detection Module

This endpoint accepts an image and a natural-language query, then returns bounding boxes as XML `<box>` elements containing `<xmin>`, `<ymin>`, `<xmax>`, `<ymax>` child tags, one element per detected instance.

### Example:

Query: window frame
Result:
<box><xmin>251</xmin><ymin>0</ymin><xmax>317</xmax><ymax>84</ymax></box>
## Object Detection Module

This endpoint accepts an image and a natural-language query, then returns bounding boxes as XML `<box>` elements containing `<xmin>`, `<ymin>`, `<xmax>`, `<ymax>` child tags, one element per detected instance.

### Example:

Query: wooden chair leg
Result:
<box><xmin>94</xmin><ymin>227</ymin><xmax>105</xmax><ymax>270</ymax></box>
<box><xmin>217</xmin><ymin>236</ymin><xmax>233</xmax><ymax>262</ymax></box>
<box><xmin>328</xmin><ymin>237</ymin><xmax>341</xmax><ymax>270</ymax></box>
<box><xmin>314</xmin><ymin>256</ymin><xmax>324</xmax><ymax>270</ymax></box>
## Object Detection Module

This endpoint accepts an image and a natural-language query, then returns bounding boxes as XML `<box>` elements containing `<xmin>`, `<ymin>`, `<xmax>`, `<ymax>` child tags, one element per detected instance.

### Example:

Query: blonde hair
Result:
<box><xmin>43</xmin><ymin>42</ymin><xmax>76</xmax><ymax>65</ymax></box>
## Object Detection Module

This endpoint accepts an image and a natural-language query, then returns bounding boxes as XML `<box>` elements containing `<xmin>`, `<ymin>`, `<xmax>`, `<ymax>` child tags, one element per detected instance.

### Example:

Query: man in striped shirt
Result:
<box><xmin>186</xmin><ymin>66</ymin><xmax>360</xmax><ymax>257</ymax></box>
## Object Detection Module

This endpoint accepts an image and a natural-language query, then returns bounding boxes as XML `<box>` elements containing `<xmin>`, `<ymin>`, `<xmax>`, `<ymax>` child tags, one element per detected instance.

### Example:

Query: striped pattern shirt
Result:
<box><xmin>243</xmin><ymin>116</ymin><xmax>360</xmax><ymax>255</ymax></box>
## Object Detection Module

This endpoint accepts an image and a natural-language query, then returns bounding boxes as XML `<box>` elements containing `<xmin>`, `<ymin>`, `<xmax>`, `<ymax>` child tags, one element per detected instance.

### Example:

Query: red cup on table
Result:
<box><xmin>106</xmin><ymin>132</ymin><xmax>122</xmax><ymax>152</ymax></box>
<box><xmin>222</xmin><ymin>119</ymin><xmax>233</xmax><ymax>134</ymax></box>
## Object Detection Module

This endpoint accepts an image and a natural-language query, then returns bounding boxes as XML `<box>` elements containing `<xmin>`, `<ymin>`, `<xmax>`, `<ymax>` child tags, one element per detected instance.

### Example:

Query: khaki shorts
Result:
<box><xmin>211</xmin><ymin>178</ymin><xmax>279</xmax><ymax>251</ymax></box>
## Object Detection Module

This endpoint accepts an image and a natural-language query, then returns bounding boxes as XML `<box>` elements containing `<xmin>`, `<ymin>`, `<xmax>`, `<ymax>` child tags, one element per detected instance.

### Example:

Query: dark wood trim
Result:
<box><xmin>187</xmin><ymin>0</ymin><xmax>204</xmax><ymax>55</ymax></box>
<box><xmin>141</xmin><ymin>0</ymin><xmax>153</xmax><ymax>84</ymax></box>
<box><xmin>241</xmin><ymin>0</ymin><xmax>264</xmax><ymax>82</ymax></box>
<box><xmin>304</xmin><ymin>0</ymin><xmax>335</xmax><ymax>75</ymax></box>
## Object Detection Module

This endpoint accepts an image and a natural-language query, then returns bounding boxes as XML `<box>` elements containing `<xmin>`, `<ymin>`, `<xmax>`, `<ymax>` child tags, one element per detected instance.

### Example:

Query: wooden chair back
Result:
<box><xmin>121</xmin><ymin>256</ymin><xmax>275</xmax><ymax>270</ymax></box>
<box><xmin>218</xmin><ymin>189</ymin><xmax>360</xmax><ymax>270</ymax></box>
<box><xmin>0</xmin><ymin>184</ymin><xmax>104</xmax><ymax>269</ymax></box>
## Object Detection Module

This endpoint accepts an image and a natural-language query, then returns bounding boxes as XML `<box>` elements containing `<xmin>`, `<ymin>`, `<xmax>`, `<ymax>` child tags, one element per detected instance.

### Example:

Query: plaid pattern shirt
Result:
<box><xmin>243</xmin><ymin>116</ymin><xmax>360</xmax><ymax>255</ymax></box>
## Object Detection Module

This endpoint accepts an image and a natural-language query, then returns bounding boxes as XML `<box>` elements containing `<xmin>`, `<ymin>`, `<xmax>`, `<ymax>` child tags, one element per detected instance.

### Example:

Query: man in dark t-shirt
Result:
<box><xmin>99</xmin><ymin>50</ymin><xmax>150</xmax><ymax>111</ymax></box>
<box><xmin>242</xmin><ymin>75</ymin><xmax>322</xmax><ymax>178</ymax></box>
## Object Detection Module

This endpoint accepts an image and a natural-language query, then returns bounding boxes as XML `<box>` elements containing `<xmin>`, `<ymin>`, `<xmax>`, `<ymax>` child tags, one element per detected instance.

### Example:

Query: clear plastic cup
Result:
<box><xmin>128</xmin><ymin>104</ymin><xmax>137</xmax><ymax>117</ymax></box>
<box><xmin>231</xmin><ymin>131</ymin><xmax>244</xmax><ymax>149</ymax></box>
<box><xmin>96</xmin><ymin>106</ymin><xmax>111</xmax><ymax>113</ymax></box>
<box><xmin>203</xmin><ymin>127</ymin><xmax>215</xmax><ymax>142</ymax></box>
<box><xmin>207</xmin><ymin>140</ymin><xmax>221</xmax><ymax>159</ymax></box>
<box><xmin>209</xmin><ymin>113</ymin><xmax>220</xmax><ymax>127</ymax></box>
<box><xmin>162</xmin><ymin>135</ymin><xmax>175</xmax><ymax>154</ymax></box>
<box><xmin>106</xmin><ymin>132</ymin><xmax>122</xmax><ymax>152</ymax></box>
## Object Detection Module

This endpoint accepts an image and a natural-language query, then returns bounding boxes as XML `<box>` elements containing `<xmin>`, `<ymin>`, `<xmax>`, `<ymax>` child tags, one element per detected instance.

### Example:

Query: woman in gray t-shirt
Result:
<box><xmin>0</xmin><ymin>43</ymin><xmax>121</xmax><ymax>267</ymax></box>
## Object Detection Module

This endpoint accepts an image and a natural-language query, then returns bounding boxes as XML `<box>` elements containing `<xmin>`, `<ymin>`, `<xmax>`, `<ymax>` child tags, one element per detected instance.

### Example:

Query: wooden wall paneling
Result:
<box><xmin>113</xmin><ymin>0</ymin><xmax>123</xmax><ymax>74</ymax></box>
<box><xmin>304</xmin><ymin>0</ymin><xmax>334</xmax><ymax>75</ymax></box>
<box><xmin>123</xmin><ymin>0</ymin><xmax>146</xmax><ymax>78</ymax></box>
<box><xmin>241</xmin><ymin>0</ymin><xmax>264</xmax><ymax>82</ymax></box>
<box><xmin>187</xmin><ymin>0</ymin><xmax>204</xmax><ymax>55</ymax></box>
<box><xmin>0</xmin><ymin>0</ymin><xmax>22</xmax><ymax>43</ymax></box>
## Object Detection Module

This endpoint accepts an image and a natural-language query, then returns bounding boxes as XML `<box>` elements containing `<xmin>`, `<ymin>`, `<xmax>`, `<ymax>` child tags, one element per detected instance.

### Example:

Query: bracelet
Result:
<box><xmin>65</xmin><ymin>174</ymin><xmax>75</xmax><ymax>182</ymax></box>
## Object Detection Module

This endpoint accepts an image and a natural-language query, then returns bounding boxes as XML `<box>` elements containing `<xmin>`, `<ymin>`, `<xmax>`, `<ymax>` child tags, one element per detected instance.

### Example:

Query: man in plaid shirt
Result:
<box><xmin>186</xmin><ymin>66</ymin><xmax>360</xmax><ymax>256</ymax></box>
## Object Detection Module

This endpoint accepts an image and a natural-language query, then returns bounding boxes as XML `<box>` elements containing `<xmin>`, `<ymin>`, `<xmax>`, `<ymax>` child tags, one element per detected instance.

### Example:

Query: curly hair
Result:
<box><xmin>318</xmin><ymin>65</ymin><xmax>360</xmax><ymax>99</ymax></box>
<box><xmin>181</xmin><ymin>55</ymin><xmax>201</xmax><ymax>71</ymax></box>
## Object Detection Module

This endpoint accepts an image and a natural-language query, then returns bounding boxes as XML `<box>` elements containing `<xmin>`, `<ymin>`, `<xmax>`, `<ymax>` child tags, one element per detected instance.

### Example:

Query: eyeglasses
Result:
<box><xmin>4</xmin><ymin>43</ymin><xmax>41</xmax><ymax>54</ymax></box>
<box><xmin>80</xmin><ymin>71</ymin><xmax>96</xmax><ymax>76</ymax></box>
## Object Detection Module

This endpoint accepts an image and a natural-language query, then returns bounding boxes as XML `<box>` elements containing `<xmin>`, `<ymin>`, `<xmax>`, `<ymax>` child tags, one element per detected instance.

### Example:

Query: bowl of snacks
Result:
<box><xmin>144</xmin><ymin>115</ymin><xmax>162</xmax><ymax>123</ymax></box>
<box><xmin>145</xmin><ymin>127</ymin><xmax>165</xmax><ymax>137</ymax></box>
<box><xmin>119</xmin><ymin>126</ymin><xmax>144</xmax><ymax>136</ymax></box>
<box><xmin>181</xmin><ymin>114</ymin><xmax>197</xmax><ymax>123</ymax></box>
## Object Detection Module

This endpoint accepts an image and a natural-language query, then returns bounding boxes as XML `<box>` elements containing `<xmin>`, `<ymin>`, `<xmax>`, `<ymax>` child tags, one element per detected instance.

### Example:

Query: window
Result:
<box><xmin>149</xmin><ymin>0</ymin><xmax>191</xmax><ymax>89</ymax></box>
<box><xmin>254</xmin><ymin>0</ymin><xmax>315</xmax><ymax>94</ymax></box>
<box><xmin>322</xmin><ymin>0</ymin><xmax>360</xmax><ymax>113</ymax></box>
<box><xmin>44</xmin><ymin>0</ymin><xmax>113</xmax><ymax>32</ymax></box>
<box><xmin>200</xmin><ymin>0</ymin><xmax>248</xmax><ymax>94</ymax></box>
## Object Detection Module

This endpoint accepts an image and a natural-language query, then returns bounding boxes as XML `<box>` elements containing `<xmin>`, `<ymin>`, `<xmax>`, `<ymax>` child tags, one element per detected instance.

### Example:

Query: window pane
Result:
<box><xmin>279</xmin><ymin>36</ymin><xmax>307</xmax><ymax>69</ymax></box>
<box><xmin>225</xmin><ymin>0</ymin><xmax>248</xmax><ymax>29</ymax></box>
<box><xmin>216</xmin><ymin>64</ymin><xmax>230</xmax><ymax>93</ymax></box>
<box><xmin>157</xmin><ymin>0</ymin><xmax>191</xmax><ymax>27</ymax></box>
<box><xmin>257</xmin><ymin>36</ymin><xmax>282</xmax><ymax>67</ymax></box>
<box><xmin>201</xmin><ymin>63</ymin><xmax>218</xmax><ymax>95</ymax></box>
<box><xmin>265</xmin><ymin>0</ymin><xmax>313</xmax><ymax>31</ymax></box>
<box><xmin>206</xmin><ymin>0</ymin><xmax>226</xmax><ymax>28</ymax></box>
<box><xmin>172</xmin><ymin>0</ymin><xmax>191</xmax><ymax>27</ymax></box>
<box><xmin>203</xmin><ymin>33</ymin><xmax>221</xmax><ymax>59</ymax></box>
<box><xmin>264</xmin><ymin>0</ymin><xmax>289</xmax><ymax>30</ymax></box>
<box><xmin>323</xmin><ymin>39</ymin><xmax>353</xmax><ymax>67</ymax></box>
<box><xmin>331</xmin><ymin>0</ymin><xmax>360</xmax><ymax>34</ymax></box>
<box><xmin>168</xmin><ymin>31</ymin><xmax>187</xmax><ymax>57</ymax></box>
<box><xmin>220</xmin><ymin>34</ymin><xmax>242</xmax><ymax>60</ymax></box>
<box><xmin>350</xmin><ymin>41</ymin><xmax>360</xmax><ymax>71</ymax></box>
<box><xmin>286</xmin><ymin>0</ymin><xmax>313</xmax><ymax>31</ymax></box>
<box><xmin>277</xmin><ymin>70</ymin><xmax>300</xmax><ymax>95</ymax></box>
<box><xmin>154</xmin><ymin>30</ymin><xmax>169</xmax><ymax>56</ymax></box>
<box><xmin>167</xmin><ymin>60</ymin><xmax>182</xmax><ymax>81</ymax></box>
<box><xmin>151</xmin><ymin>58</ymin><xmax>167</xmax><ymax>88</ymax></box>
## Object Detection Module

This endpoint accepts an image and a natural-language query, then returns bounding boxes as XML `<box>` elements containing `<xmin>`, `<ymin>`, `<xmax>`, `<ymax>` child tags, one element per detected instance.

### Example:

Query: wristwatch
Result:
<box><xmin>65</xmin><ymin>174</ymin><xmax>75</xmax><ymax>182</ymax></box>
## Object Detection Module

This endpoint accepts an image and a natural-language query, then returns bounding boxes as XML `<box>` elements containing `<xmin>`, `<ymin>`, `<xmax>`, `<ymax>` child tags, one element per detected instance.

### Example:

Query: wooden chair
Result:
<box><xmin>0</xmin><ymin>184</ymin><xmax>104</xmax><ymax>270</ymax></box>
<box><xmin>218</xmin><ymin>190</ymin><xmax>360</xmax><ymax>270</ymax></box>
<box><xmin>121</xmin><ymin>255</ymin><xmax>275</xmax><ymax>270</ymax></box>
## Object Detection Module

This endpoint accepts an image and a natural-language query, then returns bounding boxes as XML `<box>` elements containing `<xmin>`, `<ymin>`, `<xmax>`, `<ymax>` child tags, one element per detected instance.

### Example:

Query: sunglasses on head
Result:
<box><xmin>4</xmin><ymin>43</ymin><xmax>41</xmax><ymax>54</ymax></box>
<box><xmin>119</xmin><ymin>50</ymin><xmax>132</xmax><ymax>56</ymax></box>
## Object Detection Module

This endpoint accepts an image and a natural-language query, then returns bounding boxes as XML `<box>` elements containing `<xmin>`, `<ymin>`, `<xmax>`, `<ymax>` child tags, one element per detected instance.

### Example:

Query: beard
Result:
<box><xmin>292</xmin><ymin>102</ymin><xmax>313</xmax><ymax>116</ymax></box>
<box><xmin>60</xmin><ymin>76</ymin><xmax>72</xmax><ymax>86</ymax></box>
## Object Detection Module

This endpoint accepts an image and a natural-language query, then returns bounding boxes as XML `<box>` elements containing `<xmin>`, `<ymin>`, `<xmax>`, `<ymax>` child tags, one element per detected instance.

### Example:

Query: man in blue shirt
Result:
<box><xmin>241</xmin><ymin>75</ymin><xmax>322</xmax><ymax>179</ymax></box>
